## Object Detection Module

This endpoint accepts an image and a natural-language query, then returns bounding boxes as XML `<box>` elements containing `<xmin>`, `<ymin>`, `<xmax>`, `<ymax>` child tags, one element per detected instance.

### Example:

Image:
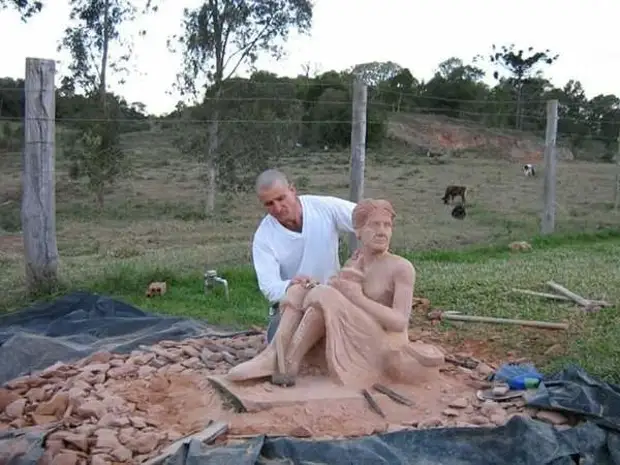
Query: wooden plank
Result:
<box><xmin>546</xmin><ymin>281</ymin><xmax>590</xmax><ymax>306</ymax></box>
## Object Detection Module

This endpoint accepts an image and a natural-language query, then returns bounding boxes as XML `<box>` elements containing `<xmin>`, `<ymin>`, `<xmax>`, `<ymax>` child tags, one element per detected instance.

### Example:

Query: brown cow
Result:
<box><xmin>442</xmin><ymin>185</ymin><xmax>466</xmax><ymax>205</ymax></box>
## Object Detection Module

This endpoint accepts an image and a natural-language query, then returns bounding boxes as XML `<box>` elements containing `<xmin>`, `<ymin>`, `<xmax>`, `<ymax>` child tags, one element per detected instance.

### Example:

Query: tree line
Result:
<box><xmin>1</xmin><ymin>0</ymin><xmax>619</xmax><ymax>212</ymax></box>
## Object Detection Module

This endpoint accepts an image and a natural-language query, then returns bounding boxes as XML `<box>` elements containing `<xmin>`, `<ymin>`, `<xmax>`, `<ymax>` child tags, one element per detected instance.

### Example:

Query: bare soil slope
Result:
<box><xmin>387</xmin><ymin>113</ymin><xmax>574</xmax><ymax>161</ymax></box>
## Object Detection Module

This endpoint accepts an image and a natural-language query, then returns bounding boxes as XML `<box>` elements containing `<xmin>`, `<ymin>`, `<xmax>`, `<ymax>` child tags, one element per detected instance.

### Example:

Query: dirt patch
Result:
<box><xmin>388</xmin><ymin>113</ymin><xmax>574</xmax><ymax>161</ymax></box>
<box><xmin>0</xmin><ymin>331</ymin><xmax>578</xmax><ymax>464</ymax></box>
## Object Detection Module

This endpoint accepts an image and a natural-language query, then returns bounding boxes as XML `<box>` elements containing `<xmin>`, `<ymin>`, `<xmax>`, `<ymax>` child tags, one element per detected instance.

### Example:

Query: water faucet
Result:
<box><xmin>212</xmin><ymin>276</ymin><xmax>229</xmax><ymax>300</ymax></box>
<box><xmin>204</xmin><ymin>269</ymin><xmax>229</xmax><ymax>301</ymax></box>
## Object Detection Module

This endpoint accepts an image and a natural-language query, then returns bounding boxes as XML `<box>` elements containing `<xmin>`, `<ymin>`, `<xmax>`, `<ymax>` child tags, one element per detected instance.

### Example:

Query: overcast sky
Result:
<box><xmin>1</xmin><ymin>0</ymin><xmax>618</xmax><ymax>115</ymax></box>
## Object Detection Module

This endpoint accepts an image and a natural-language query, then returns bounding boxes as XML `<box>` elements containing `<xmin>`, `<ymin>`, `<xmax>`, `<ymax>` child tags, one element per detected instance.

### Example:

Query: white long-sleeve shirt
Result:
<box><xmin>252</xmin><ymin>195</ymin><xmax>356</xmax><ymax>304</ymax></box>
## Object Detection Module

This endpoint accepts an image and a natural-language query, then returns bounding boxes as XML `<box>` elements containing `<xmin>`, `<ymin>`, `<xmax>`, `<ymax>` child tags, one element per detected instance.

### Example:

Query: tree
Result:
<box><xmin>0</xmin><ymin>0</ymin><xmax>43</xmax><ymax>20</ymax></box>
<box><xmin>58</xmin><ymin>0</ymin><xmax>157</xmax><ymax>209</ymax></box>
<box><xmin>170</xmin><ymin>0</ymin><xmax>313</xmax><ymax>213</ymax></box>
<box><xmin>350</xmin><ymin>61</ymin><xmax>403</xmax><ymax>87</ymax></box>
<box><xmin>484</xmin><ymin>44</ymin><xmax>559</xmax><ymax>129</ymax></box>
<box><xmin>174</xmin><ymin>73</ymin><xmax>303</xmax><ymax>203</ymax></box>
<box><xmin>584</xmin><ymin>94</ymin><xmax>620</xmax><ymax>154</ymax></box>
<box><xmin>378</xmin><ymin>68</ymin><xmax>418</xmax><ymax>113</ymax></box>
<box><xmin>422</xmin><ymin>57</ymin><xmax>488</xmax><ymax>120</ymax></box>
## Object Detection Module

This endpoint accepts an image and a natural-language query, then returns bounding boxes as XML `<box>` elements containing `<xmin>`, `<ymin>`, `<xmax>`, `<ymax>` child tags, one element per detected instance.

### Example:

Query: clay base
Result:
<box><xmin>208</xmin><ymin>374</ymin><xmax>363</xmax><ymax>413</ymax></box>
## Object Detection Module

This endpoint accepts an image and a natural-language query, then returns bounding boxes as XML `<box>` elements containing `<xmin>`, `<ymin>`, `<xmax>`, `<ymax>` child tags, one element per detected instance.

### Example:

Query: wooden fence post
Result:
<box><xmin>348</xmin><ymin>78</ymin><xmax>368</xmax><ymax>252</ymax></box>
<box><xmin>22</xmin><ymin>57</ymin><xmax>59</xmax><ymax>295</ymax></box>
<box><xmin>541</xmin><ymin>99</ymin><xmax>559</xmax><ymax>235</ymax></box>
<box><xmin>614</xmin><ymin>135</ymin><xmax>620</xmax><ymax>211</ymax></box>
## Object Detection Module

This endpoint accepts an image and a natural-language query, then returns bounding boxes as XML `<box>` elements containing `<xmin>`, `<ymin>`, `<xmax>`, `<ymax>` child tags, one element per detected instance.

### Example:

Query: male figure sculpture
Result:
<box><xmin>226</xmin><ymin>199</ymin><xmax>444</xmax><ymax>388</ymax></box>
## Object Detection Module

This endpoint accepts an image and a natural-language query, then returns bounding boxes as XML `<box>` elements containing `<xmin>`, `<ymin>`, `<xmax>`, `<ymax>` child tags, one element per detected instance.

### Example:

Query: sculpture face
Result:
<box><xmin>357</xmin><ymin>210</ymin><xmax>393</xmax><ymax>253</ymax></box>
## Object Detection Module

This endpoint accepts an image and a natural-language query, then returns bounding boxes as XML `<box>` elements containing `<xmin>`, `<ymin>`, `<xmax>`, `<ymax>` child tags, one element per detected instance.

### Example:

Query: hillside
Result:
<box><xmin>386</xmin><ymin>113</ymin><xmax>575</xmax><ymax>162</ymax></box>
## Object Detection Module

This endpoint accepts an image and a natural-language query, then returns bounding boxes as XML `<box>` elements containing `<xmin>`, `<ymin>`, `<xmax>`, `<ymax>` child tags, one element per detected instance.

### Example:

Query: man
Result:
<box><xmin>251</xmin><ymin>169</ymin><xmax>356</xmax><ymax>342</ymax></box>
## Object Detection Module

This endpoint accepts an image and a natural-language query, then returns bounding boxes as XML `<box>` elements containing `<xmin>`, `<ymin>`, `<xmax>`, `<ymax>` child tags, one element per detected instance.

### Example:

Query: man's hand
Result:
<box><xmin>287</xmin><ymin>275</ymin><xmax>318</xmax><ymax>290</ymax></box>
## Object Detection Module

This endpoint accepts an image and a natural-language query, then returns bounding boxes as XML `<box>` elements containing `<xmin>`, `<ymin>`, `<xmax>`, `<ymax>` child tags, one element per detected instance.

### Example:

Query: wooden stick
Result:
<box><xmin>546</xmin><ymin>281</ymin><xmax>590</xmax><ymax>306</ymax></box>
<box><xmin>511</xmin><ymin>288</ymin><xmax>571</xmax><ymax>301</ymax></box>
<box><xmin>143</xmin><ymin>421</ymin><xmax>228</xmax><ymax>465</ymax></box>
<box><xmin>361</xmin><ymin>389</ymin><xmax>386</xmax><ymax>418</ymax></box>
<box><xmin>437</xmin><ymin>313</ymin><xmax>569</xmax><ymax>330</ymax></box>
<box><xmin>372</xmin><ymin>383</ymin><xmax>414</xmax><ymax>406</ymax></box>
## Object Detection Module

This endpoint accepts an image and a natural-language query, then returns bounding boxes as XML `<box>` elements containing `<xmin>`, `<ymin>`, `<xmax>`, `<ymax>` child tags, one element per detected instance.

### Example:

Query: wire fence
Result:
<box><xmin>1</xmin><ymin>81</ymin><xmax>619</xmax><ymax>279</ymax></box>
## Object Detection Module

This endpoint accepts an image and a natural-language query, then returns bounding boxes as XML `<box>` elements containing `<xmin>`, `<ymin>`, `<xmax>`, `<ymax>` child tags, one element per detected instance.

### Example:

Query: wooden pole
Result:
<box><xmin>22</xmin><ymin>58</ymin><xmax>59</xmax><ymax>295</ymax></box>
<box><xmin>511</xmin><ymin>288</ymin><xmax>572</xmax><ymax>302</ymax></box>
<box><xmin>546</xmin><ymin>280</ymin><xmax>590</xmax><ymax>306</ymax></box>
<box><xmin>348</xmin><ymin>78</ymin><xmax>367</xmax><ymax>252</ymax></box>
<box><xmin>438</xmin><ymin>313</ymin><xmax>569</xmax><ymax>330</ymax></box>
<box><xmin>541</xmin><ymin>99</ymin><xmax>559</xmax><ymax>235</ymax></box>
<box><xmin>614</xmin><ymin>135</ymin><xmax>620</xmax><ymax>211</ymax></box>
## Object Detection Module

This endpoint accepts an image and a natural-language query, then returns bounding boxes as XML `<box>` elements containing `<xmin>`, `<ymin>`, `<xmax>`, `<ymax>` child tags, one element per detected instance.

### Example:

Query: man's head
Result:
<box><xmin>255</xmin><ymin>169</ymin><xmax>301</xmax><ymax>229</ymax></box>
<box><xmin>353</xmin><ymin>199</ymin><xmax>396</xmax><ymax>253</ymax></box>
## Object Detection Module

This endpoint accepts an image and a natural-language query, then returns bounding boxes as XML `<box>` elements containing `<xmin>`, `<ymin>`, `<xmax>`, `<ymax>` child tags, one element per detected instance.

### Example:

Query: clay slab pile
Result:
<box><xmin>0</xmin><ymin>334</ymin><xmax>572</xmax><ymax>465</ymax></box>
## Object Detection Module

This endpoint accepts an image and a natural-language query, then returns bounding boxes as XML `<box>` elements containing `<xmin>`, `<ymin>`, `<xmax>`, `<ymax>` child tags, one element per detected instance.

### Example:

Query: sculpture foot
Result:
<box><xmin>225</xmin><ymin>347</ymin><xmax>277</xmax><ymax>382</ymax></box>
<box><xmin>271</xmin><ymin>373</ymin><xmax>296</xmax><ymax>387</ymax></box>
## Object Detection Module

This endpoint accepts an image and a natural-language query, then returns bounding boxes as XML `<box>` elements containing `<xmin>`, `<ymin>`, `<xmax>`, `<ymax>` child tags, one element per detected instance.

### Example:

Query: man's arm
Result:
<box><xmin>252</xmin><ymin>238</ymin><xmax>290</xmax><ymax>305</ymax></box>
<box><xmin>323</xmin><ymin>196</ymin><xmax>357</xmax><ymax>233</ymax></box>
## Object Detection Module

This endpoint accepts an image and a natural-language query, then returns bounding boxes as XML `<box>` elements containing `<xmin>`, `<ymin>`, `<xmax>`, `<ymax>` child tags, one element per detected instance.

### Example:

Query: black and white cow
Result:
<box><xmin>523</xmin><ymin>164</ymin><xmax>536</xmax><ymax>177</ymax></box>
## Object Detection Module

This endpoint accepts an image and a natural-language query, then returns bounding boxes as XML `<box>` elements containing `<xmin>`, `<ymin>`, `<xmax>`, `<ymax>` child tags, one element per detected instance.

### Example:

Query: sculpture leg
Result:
<box><xmin>225</xmin><ymin>307</ymin><xmax>303</xmax><ymax>382</ymax></box>
<box><xmin>280</xmin><ymin>306</ymin><xmax>325</xmax><ymax>385</ymax></box>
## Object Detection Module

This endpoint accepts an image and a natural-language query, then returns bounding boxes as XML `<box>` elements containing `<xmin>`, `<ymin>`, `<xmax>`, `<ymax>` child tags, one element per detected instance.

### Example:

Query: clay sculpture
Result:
<box><xmin>225</xmin><ymin>199</ymin><xmax>445</xmax><ymax>389</ymax></box>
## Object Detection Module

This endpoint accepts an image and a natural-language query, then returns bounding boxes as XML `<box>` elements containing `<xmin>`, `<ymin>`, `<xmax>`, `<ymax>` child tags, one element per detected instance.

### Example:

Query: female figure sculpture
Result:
<box><xmin>225</xmin><ymin>199</ymin><xmax>444</xmax><ymax>388</ymax></box>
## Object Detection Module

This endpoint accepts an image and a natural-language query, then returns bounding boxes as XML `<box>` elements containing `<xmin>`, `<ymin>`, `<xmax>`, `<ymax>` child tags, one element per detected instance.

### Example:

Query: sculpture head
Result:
<box><xmin>255</xmin><ymin>169</ymin><xmax>301</xmax><ymax>230</ymax></box>
<box><xmin>352</xmin><ymin>199</ymin><xmax>395</xmax><ymax>254</ymax></box>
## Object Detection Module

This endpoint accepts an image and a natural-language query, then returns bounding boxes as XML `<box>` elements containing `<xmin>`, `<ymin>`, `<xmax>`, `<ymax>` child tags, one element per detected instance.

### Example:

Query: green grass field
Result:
<box><xmin>1</xmin><ymin>124</ymin><xmax>620</xmax><ymax>382</ymax></box>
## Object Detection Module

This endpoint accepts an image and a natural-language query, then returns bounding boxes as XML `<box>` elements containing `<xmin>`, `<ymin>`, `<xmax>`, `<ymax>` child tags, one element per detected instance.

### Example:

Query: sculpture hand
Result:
<box><xmin>329</xmin><ymin>277</ymin><xmax>364</xmax><ymax>303</ymax></box>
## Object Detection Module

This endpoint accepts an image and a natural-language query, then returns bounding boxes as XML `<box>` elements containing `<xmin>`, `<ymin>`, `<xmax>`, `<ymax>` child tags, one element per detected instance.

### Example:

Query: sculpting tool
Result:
<box><xmin>361</xmin><ymin>389</ymin><xmax>386</xmax><ymax>418</ymax></box>
<box><xmin>372</xmin><ymin>383</ymin><xmax>414</xmax><ymax>406</ymax></box>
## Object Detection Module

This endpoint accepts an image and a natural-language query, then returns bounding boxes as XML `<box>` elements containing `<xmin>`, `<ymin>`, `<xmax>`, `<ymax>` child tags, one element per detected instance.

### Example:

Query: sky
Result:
<box><xmin>1</xmin><ymin>0</ymin><xmax>619</xmax><ymax>116</ymax></box>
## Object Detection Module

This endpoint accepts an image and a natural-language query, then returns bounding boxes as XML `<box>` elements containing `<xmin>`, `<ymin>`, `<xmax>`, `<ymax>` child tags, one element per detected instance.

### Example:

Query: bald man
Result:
<box><xmin>252</xmin><ymin>169</ymin><xmax>356</xmax><ymax>342</ymax></box>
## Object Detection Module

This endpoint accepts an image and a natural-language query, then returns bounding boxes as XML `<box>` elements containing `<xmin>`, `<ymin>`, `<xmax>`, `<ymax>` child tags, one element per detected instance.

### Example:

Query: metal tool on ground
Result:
<box><xmin>511</xmin><ymin>280</ymin><xmax>612</xmax><ymax>312</ymax></box>
<box><xmin>361</xmin><ymin>388</ymin><xmax>386</xmax><ymax>418</ymax></box>
<box><xmin>427</xmin><ymin>310</ymin><xmax>569</xmax><ymax>330</ymax></box>
<box><xmin>372</xmin><ymin>383</ymin><xmax>414</xmax><ymax>406</ymax></box>
<box><xmin>204</xmin><ymin>269</ymin><xmax>230</xmax><ymax>301</ymax></box>
<box><xmin>444</xmin><ymin>353</ymin><xmax>478</xmax><ymax>370</ymax></box>
<box><xmin>476</xmin><ymin>388</ymin><xmax>524</xmax><ymax>402</ymax></box>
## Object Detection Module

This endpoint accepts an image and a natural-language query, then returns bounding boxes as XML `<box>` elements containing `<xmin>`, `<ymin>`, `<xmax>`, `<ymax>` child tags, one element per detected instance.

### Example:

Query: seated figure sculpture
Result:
<box><xmin>226</xmin><ymin>199</ymin><xmax>445</xmax><ymax>388</ymax></box>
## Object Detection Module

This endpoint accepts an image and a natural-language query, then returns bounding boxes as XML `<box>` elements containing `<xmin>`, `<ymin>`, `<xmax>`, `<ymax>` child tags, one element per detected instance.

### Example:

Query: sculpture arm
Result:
<box><xmin>353</xmin><ymin>261</ymin><xmax>415</xmax><ymax>332</ymax></box>
<box><xmin>252</xmin><ymin>238</ymin><xmax>290</xmax><ymax>304</ymax></box>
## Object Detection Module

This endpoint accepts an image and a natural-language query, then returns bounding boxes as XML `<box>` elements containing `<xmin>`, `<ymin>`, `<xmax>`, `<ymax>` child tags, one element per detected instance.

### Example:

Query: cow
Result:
<box><xmin>442</xmin><ymin>185</ymin><xmax>467</xmax><ymax>205</ymax></box>
<box><xmin>451</xmin><ymin>204</ymin><xmax>466</xmax><ymax>220</ymax></box>
<box><xmin>523</xmin><ymin>164</ymin><xmax>536</xmax><ymax>177</ymax></box>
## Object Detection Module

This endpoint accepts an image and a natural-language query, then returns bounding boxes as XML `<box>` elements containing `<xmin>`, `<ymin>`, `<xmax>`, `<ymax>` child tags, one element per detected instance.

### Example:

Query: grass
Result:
<box><xmin>1</xmin><ymin>117</ymin><xmax>620</xmax><ymax>382</ymax></box>
<box><xmin>4</xmin><ymin>229</ymin><xmax>618</xmax><ymax>382</ymax></box>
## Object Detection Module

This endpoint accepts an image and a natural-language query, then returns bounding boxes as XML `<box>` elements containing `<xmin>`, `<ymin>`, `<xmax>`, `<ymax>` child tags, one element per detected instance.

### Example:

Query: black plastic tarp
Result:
<box><xmin>1</xmin><ymin>292</ymin><xmax>620</xmax><ymax>465</ymax></box>
<box><xmin>0</xmin><ymin>291</ymin><xmax>246</xmax><ymax>385</ymax></box>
